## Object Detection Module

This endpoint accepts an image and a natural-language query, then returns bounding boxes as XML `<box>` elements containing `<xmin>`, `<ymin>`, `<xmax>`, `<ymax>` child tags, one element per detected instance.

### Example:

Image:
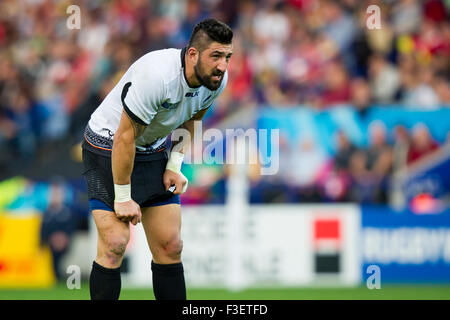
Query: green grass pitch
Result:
<box><xmin>1</xmin><ymin>283</ymin><xmax>450</xmax><ymax>300</ymax></box>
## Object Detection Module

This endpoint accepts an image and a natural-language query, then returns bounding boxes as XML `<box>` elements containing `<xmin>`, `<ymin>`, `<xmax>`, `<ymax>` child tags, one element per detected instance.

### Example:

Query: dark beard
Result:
<box><xmin>194</xmin><ymin>60</ymin><xmax>223</xmax><ymax>91</ymax></box>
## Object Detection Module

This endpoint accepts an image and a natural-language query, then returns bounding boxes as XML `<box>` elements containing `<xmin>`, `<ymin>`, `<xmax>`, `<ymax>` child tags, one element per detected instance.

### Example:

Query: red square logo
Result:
<box><xmin>314</xmin><ymin>219</ymin><xmax>340</xmax><ymax>240</ymax></box>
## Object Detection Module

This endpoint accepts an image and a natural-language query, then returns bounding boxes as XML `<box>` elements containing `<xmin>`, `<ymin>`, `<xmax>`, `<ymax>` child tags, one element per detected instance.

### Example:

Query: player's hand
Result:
<box><xmin>163</xmin><ymin>169</ymin><xmax>188</xmax><ymax>195</ymax></box>
<box><xmin>114</xmin><ymin>199</ymin><xmax>142</xmax><ymax>225</ymax></box>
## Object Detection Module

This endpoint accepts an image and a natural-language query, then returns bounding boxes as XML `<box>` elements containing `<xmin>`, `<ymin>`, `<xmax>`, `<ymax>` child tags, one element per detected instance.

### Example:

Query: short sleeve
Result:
<box><xmin>121</xmin><ymin>68</ymin><xmax>165</xmax><ymax>125</ymax></box>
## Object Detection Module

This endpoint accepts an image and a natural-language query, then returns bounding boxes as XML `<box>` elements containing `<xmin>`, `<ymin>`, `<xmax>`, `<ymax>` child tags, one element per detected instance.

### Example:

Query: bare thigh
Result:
<box><xmin>92</xmin><ymin>209</ymin><xmax>130</xmax><ymax>268</ymax></box>
<box><xmin>141</xmin><ymin>204</ymin><xmax>182</xmax><ymax>264</ymax></box>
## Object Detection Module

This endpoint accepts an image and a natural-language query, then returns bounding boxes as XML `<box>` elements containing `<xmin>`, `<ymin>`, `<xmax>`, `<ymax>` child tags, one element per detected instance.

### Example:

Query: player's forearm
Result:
<box><xmin>112</xmin><ymin>130</ymin><xmax>136</xmax><ymax>185</ymax></box>
<box><xmin>166</xmin><ymin>119</ymin><xmax>196</xmax><ymax>187</ymax></box>
<box><xmin>165</xmin><ymin>120</ymin><xmax>194</xmax><ymax>194</ymax></box>
<box><xmin>171</xmin><ymin>119</ymin><xmax>196</xmax><ymax>154</ymax></box>
<box><xmin>170</xmin><ymin>136</ymin><xmax>191</xmax><ymax>155</ymax></box>
<box><xmin>171</xmin><ymin>106</ymin><xmax>208</xmax><ymax>155</ymax></box>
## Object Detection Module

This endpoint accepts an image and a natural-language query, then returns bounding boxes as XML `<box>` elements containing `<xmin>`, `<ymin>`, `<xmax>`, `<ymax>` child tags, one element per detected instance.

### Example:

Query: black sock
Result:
<box><xmin>151</xmin><ymin>261</ymin><xmax>186</xmax><ymax>300</ymax></box>
<box><xmin>89</xmin><ymin>261</ymin><xmax>121</xmax><ymax>300</ymax></box>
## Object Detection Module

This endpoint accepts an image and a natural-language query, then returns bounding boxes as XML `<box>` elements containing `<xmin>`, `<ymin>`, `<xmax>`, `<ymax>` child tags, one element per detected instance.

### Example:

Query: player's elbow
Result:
<box><xmin>113</xmin><ymin>128</ymin><xmax>135</xmax><ymax>149</ymax></box>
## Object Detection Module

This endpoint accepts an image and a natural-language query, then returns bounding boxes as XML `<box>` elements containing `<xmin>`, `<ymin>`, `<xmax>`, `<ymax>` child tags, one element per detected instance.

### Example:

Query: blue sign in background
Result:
<box><xmin>361</xmin><ymin>206</ymin><xmax>450</xmax><ymax>283</ymax></box>
<box><xmin>257</xmin><ymin>106</ymin><xmax>450</xmax><ymax>156</ymax></box>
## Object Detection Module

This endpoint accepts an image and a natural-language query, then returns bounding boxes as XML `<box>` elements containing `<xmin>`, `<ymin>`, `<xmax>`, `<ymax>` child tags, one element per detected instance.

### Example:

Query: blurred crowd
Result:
<box><xmin>319</xmin><ymin>121</ymin><xmax>442</xmax><ymax>204</ymax></box>
<box><xmin>247</xmin><ymin>118</ymin><xmax>448</xmax><ymax>207</ymax></box>
<box><xmin>0</xmin><ymin>0</ymin><xmax>449</xmax><ymax>206</ymax></box>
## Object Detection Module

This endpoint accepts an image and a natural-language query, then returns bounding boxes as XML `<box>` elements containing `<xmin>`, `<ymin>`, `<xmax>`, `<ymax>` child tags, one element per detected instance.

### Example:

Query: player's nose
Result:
<box><xmin>216</xmin><ymin>60</ymin><xmax>227</xmax><ymax>73</ymax></box>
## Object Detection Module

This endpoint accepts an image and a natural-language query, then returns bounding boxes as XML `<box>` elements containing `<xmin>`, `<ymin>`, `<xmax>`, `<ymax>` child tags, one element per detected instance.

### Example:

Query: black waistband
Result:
<box><xmin>82</xmin><ymin>125</ymin><xmax>168</xmax><ymax>161</ymax></box>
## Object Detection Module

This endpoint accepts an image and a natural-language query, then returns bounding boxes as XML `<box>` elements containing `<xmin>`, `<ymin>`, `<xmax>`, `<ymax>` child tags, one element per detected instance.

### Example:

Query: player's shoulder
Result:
<box><xmin>131</xmin><ymin>48</ymin><xmax>182</xmax><ymax>82</ymax></box>
<box><xmin>140</xmin><ymin>48</ymin><xmax>181</xmax><ymax>65</ymax></box>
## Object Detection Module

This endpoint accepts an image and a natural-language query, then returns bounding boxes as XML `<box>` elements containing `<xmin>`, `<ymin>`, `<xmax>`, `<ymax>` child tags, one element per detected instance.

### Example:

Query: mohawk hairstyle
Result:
<box><xmin>188</xmin><ymin>18</ymin><xmax>233</xmax><ymax>51</ymax></box>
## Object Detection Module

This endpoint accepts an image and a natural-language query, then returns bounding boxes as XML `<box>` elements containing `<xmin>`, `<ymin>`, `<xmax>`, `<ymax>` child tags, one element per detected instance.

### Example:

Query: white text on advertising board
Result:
<box><xmin>363</xmin><ymin>228</ymin><xmax>450</xmax><ymax>264</ymax></box>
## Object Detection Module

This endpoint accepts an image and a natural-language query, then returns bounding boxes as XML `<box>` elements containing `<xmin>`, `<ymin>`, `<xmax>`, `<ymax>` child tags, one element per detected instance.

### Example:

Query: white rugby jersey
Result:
<box><xmin>83</xmin><ymin>47</ymin><xmax>228</xmax><ymax>157</ymax></box>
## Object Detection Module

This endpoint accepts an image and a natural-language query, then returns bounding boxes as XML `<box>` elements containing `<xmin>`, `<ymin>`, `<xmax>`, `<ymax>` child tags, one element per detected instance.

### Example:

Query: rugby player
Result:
<box><xmin>81</xmin><ymin>18</ymin><xmax>233</xmax><ymax>300</ymax></box>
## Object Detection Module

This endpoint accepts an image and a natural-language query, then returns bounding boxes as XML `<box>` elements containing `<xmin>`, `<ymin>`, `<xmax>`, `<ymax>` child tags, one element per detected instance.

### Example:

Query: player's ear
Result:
<box><xmin>187</xmin><ymin>47</ymin><xmax>199</xmax><ymax>64</ymax></box>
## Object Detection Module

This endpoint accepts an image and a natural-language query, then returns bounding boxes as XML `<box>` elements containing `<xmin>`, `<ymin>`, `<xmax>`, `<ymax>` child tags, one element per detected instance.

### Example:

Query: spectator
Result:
<box><xmin>398</xmin><ymin>64</ymin><xmax>441</xmax><ymax>109</ymax></box>
<box><xmin>317</xmin><ymin>130</ymin><xmax>356</xmax><ymax>202</ymax></box>
<box><xmin>392</xmin><ymin>125</ymin><xmax>411</xmax><ymax>171</ymax></box>
<box><xmin>407</xmin><ymin>123</ymin><xmax>440</xmax><ymax>165</ymax></box>
<box><xmin>392</xmin><ymin>0</ymin><xmax>422</xmax><ymax>35</ymax></box>
<box><xmin>252</xmin><ymin>1</ymin><xmax>290</xmax><ymax>46</ymax></box>
<box><xmin>77</xmin><ymin>9</ymin><xmax>110</xmax><ymax>59</ymax></box>
<box><xmin>334</xmin><ymin>130</ymin><xmax>358</xmax><ymax>172</ymax></box>
<box><xmin>368</xmin><ymin>53</ymin><xmax>400</xmax><ymax>104</ymax></box>
<box><xmin>365</xmin><ymin>121</ymin><xmax>393</xmax><ymax>178</ymax></box>
<box><xmin>349</xmin><ymin>121</ymin><xmax>392</xmax><ymax>203</ymax></box>
<box><xmin>432</xmin><ymin>74</ymin><xmax>450</xmax><ymax>104</ymax></box>
<box><xmin>411</xmin><ymin>66</ymin><xmax>441</xmax><ymax>109</ymax></box>
<box><xmin>319</xmin><ymin>60</ymin><xmax>351</xmax><ymax>108</ymax></box>
<box><xmin>286</xmin><ymin>136</ymin><xmax>328</xmax><ymax>188</ymax></box>
<box><xmin>350</xmin><ymin>77</ymin><xmax>371</xmax><ymax>115</ymax></box>
<box><xmin>40</xmin><ymin>179</ymin><xmax>77</xmax><ymax>281</ymax></box>
<box><xmin>321</xmin><ymin>0</ymin><xmax>356</xmax><ymax>54</ymax></box>
<box><xmin>423</xmin><ymin>0</ymin><xmax>448</xmax><ymax>24</ymax></box>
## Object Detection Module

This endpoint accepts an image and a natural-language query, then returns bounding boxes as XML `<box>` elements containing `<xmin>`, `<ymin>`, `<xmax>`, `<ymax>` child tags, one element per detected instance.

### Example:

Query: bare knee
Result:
<box><xmin>155</xmin><ymin>235</ymin><xmax>183</xmax><ymax>263</ymax></box>
<box><xmin>165</xmin><ymin>237</ymin><xmax>183</xmax><ymax>260</ymax></box>
<box><xmin>98</xmin><ymin>235</ymin><xmax>129</xmax><ymax>268</ymax></box>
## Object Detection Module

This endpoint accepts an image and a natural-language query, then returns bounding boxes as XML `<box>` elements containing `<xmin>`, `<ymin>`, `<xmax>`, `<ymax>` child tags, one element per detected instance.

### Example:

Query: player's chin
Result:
<box><xmin>208</xmin><ymin>78</ymin><xmax>222</xmax><ymax>90</ymax></box>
